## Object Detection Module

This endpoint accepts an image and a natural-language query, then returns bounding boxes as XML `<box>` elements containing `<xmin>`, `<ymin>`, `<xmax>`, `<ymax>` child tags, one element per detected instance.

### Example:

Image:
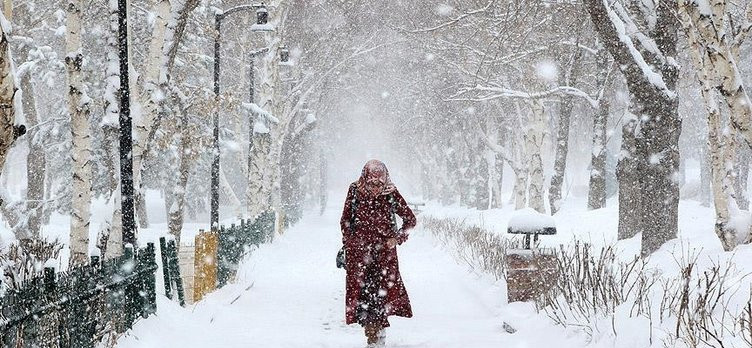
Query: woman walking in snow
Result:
<box><xmin>340</xmin><ymin>160</ymin><xmax>417</xmax><ymax>347</ymax></box>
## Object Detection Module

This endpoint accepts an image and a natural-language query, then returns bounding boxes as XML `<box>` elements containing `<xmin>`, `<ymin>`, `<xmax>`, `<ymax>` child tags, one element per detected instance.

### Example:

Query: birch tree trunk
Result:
<box><xmin>527</xmin><ymin>100</ymin><xmax>546</xmax><ymax>214</ymax></box>
<box><xmin>131</xmin><ymin>0</ymin><xmax>170</xmax><ymax>229</ymax></box>
<box><xmin>66</xmin><ymin>0</ymin><xmax>92</xmax><ymax>266</ymax></box>
<box><xmin>168</xmin><ymin>99</ymin><xmax>192</xmax><ymax>248</ymax></box>
<box><xmin>250</xmin><ymin>8</ymin><xmax>285</xmax><ymax>219</ymax></box>
<box><xmin>735</xmin><ymin>143</ymin><xmax>750</xmax><ymax>210</ymax></box>
<box><xmin>679</xmin><ymin>0</ymin><xmax>752</xmax><ymax>148</ymax></box>
<box><xmin>682</xmin><ymin>2</ymin><xmax>741</xmax><ymax>250</ymax></box>
<box><xmin>699</xmin><ymin>142</ymin><xmax>712</xmax><ymax>206</ymax></box>
<box><xmin>248</xmin><ymin>131</ymin><xmax>271</xmax><ymax>219</ymax></box>
<box><xmin>101</xmin><ymin>0</ymin><xmax>121</xmax><ymax>259</ymax></box>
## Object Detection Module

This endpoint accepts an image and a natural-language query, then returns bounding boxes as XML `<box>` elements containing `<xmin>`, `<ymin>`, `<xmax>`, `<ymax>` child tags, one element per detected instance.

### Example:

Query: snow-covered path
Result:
<box><xmin>118</xmin><ymin>206</ymin><xmax>577</xmax><ymax>348</ymax></box>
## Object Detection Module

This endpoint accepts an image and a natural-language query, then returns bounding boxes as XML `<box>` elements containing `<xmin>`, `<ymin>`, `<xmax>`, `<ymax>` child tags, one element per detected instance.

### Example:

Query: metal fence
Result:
<box><xmin>0</xmin><ymin>243</ymin><xmax>158</xmax><ymax>347</ymax></box>
<box><xmin>217</xmin><ymin>210</ymin><xmax>276</xmax><ymax>288</ymax></box>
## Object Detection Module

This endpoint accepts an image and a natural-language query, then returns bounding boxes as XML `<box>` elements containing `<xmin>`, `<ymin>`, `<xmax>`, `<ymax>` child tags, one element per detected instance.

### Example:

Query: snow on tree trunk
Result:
<box><xmin>527</xmin><ymin>100</ymin><xmax>546</xmax><ymax>214</ymax></box>
<box><xmin>168</xmin><ymin>105</ymin><xmax>191</xmax><ymax>248</ymax></box>
<box><xmin>587</xmin><ymin>67</ymin><xmax>613</xmax><ymax>211</ymax></box>
<box><xmin>100</xmin><ymin>0</ymin><xmax>122</xmax><ymax>259</ymax></box>
<box><xmin>250</xmin><ymin>4</ymin><xmax>285</xmax><ymax>218</ymax></box>
<box><xmin>585</xmin><ymin>0</ymin><xmax>681</xmax><ymax>255</ymax></box>
<box><xmin>682</xmin><ymin>4</ymin><xmax>741</xmax><ymax>251</ymax></box>
<box><xmin>20</xmin><ymin>74</ymin><xmax>44</xmax><ymax>239</ymax></box>
<box><xmin>66</xmin><ymin>0</ymin><xmax>93</xmax><ymax>266</ymax></box>
<box><xmin>484</xmin><ymin>114</ymin><xmax>502</xmax><ymax>209</ymax></box>
<box><xmin>699</xmin><ymin>141</ymin><xmax>712</xmax><ymax>207</ymax></box>
<box><xmin>736</xmin><ymin>145</ymin><xmax>750</xmax><ymax>210</ymax></box>
<box><xmin>131</xmin><ymin>0</ymin><xmax>170</xmax><ymax>230</ymax></box>
<box><xmin>548</xmin><ymin>52</ymin><xmax>581</xmax><ymax>215</ymax></box>
<box><xmin>679</xmin><ymin>0</ymin><xmax>752</xmax><ymax>149</ymax></box>
<box><xmin>616</xmin><ymin>116</ymin><xmax>641</xmax><ymax>240</ymax></box>
<box><xmin>587</xmin><ymin>94</ymin><xmax>609</xmax><ymax>210</ymax></box>
<box><xmin>0</xmin><ymin>12</ymin><xmax>19</xmax><ymax>184</ymax></box>
<box><xmin>248</xmin><ymin>131</ymin><xmax>271</xmax><ymax>219</ymax></box>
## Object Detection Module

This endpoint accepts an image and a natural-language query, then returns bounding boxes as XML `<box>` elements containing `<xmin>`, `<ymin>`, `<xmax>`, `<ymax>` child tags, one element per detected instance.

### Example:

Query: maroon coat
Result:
<box><xmin>340</xmin><ymin>183</ymin><xmax>417</xmax><ymax>326</ymax></box>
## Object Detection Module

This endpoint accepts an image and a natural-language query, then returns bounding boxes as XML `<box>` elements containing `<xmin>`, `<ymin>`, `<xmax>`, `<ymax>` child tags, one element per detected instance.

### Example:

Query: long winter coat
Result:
<box><xmin>340</xmin><ymin>183</ymin><xmax>417</xmax><ymax>326</ymax></box>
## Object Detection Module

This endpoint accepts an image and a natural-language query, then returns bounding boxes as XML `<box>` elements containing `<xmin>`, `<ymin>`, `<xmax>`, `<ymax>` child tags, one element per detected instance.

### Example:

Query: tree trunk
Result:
<box><xmin>585</xmin><ymin>0</ymin><xmax>681</xmax><ymax>255</ymax></box>
<box><xmin>0</xmin><ymin>12</ymin><xmax>18</xmax><ymax>184</ymax></box>
<box><xmin>699</xmin><ymin>141</ymin><xmax>712</xmax><ymax>206</ymax></box>
<box><xmin>588</xmin><ymin>67</ymin><xmax>615</xmax><ymax>210</ymax></box>
<box><xmin>735</xmin><ymin>143</ymin><xmax>750</xmax><ymax>210</ymax></box>
<box><xmin>679</xmin><ymin>0</ymin><xmax>752</xmax><ymax>148</ymax></box>
<box><xmin>66</xmin><ymin>0</ymin><xmax>92</xmax><ymax>266</ymax></box>
<box><xmin>548</xmin><ymin>52</ymin><xmax>582</xmax><ymax>215</ymax></box>
<box><xmin>527</xmin><ymin>100</ymin><xmax>546</xmax><ymax>214</ymax></box>
<box><xmin>20</xmin><ymin>75</ymin><xmax>44</xmax><ymax>239</ymax></box>
<box><xmin>587</xmin><ymin>80</ymin><xmax>611</xmax><ymax>210</ymax></box>
<box><xmin>495</xmin><ymin>152</ymin><xmax>504</xmax><ymax>208</ymax></box>
<box><xmin>683</xmin><ymin>6</ymin><xmax>739</xmax><ymax>250</ymax></box>
<box><xmin>247</xmin><ymin>132</ymin><xmax>271</xmax><ymax>219</ymax></box>
<box><xmin>131</xmin><ymin>0</ymin><xmax>170</xmax><ymax>230</ymax></box>
<box><xmin>168</xmin><ymin>102</ymin><xmax>192</xmax><ymax>248</ymax></box>
<box><xmin>319</xmin><ymin>150</ymin><xmax>327</xmax><ymax>215</ymax></box>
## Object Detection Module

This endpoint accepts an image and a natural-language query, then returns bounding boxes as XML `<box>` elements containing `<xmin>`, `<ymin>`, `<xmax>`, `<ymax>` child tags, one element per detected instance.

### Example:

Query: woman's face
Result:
<box><xmin>365</xmin><ymin>176</ymin><xmax>385</xmax><ymax>194</ymax></box>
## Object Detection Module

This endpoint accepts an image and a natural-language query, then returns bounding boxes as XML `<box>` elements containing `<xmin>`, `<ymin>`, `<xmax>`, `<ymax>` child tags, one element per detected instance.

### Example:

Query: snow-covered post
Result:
<box><xmin>506</xmin><ymin>209</ymin><xmax>557</xmax><ymax>302</ymax></box>
<box><xmin>66</xmin><ymin>0</ymin><xmax>92</xmax><ymax>266</ymax></box>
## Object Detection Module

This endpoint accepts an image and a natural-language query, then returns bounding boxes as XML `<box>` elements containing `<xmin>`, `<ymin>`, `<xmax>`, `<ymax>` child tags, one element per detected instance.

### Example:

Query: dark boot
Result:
<box><xmin>364</xmin><ymin>324</ymin><xmax>378</xmax><ymax>345</ymax></box>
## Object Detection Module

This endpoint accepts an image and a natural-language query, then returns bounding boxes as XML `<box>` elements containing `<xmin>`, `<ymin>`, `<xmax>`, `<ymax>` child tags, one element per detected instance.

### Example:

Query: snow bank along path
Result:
<box><xmin>117</xmin><ymin>204</ymin><xmax>579</xmax><ymax>348</ymax></box>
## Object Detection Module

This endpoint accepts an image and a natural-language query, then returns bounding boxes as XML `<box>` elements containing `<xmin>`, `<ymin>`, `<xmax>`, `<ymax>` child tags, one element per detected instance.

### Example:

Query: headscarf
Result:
<box><xmin>356</xmin><ymin>160</ymin><xmax>396</xmax><ymax>199</ymax></box>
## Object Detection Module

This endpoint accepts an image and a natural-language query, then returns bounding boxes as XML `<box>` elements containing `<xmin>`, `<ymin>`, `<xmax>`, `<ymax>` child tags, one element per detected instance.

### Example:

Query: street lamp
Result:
<box><xmin>212</xmin><ymin>3</ymin><xmax>274</xmax><ymax>230</ymax></box>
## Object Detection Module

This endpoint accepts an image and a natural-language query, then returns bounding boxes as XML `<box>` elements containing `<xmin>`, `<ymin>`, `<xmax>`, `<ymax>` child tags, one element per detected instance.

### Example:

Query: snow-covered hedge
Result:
<box><xmin>423</xmin><ymin>216</ymin><xmax>752</xmax><ymax>347</ymax></box>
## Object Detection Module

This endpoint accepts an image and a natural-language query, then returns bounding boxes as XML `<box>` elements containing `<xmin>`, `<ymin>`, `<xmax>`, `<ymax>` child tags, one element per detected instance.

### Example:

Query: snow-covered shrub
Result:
<box><xmin>537</xmin><ymin>243</ymin><xmax>752</xmax><ymax>347</ymax></box>
<box><xmin>535</xmin><ymin>242</ymin><xmax>658</xmax><ymax>340</ymax></box>
<box><xmin>0</xmin><ymin>237</ymin><xmax>63</xmax><ymax>290</ymax></box>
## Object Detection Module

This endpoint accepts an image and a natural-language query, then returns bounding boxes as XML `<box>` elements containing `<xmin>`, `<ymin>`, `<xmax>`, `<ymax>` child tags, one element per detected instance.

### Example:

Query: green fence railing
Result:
<box><xmin>0</xmin><ymin>243</ymin><xmax>158</xmax><ymax>347</ymax></box>
<box><xmin>217</xmin><ymin>210</ymin><xmax>275</xmax><ymax>288</ymax></box>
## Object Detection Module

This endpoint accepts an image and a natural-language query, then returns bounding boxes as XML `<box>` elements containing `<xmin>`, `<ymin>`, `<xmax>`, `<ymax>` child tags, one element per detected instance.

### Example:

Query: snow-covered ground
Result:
<box><xmin>117</xmin><ymin>200</ymin><xmax>586</xmax><ymax>348</ymax></box>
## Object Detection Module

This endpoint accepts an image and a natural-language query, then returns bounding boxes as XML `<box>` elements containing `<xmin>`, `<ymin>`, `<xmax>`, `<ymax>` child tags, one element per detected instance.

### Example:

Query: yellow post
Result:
<box><xmin>193</xmin><ymin>229</ymin><xmax>219</xmax><ymax>302</ymax></box>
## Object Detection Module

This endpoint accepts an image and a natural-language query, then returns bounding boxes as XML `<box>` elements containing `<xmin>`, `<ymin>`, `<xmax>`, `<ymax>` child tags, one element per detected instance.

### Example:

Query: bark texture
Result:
<box><xmin>66</xmin><ymin>0</ymin><xmax>92</xmax><ymax>266</ymax></box>
<box><xmin>585</xmin><ymin>0</ymin><xmax>681</xmax><ymax>256</ymax></box>
<box><xmin>0</xmin><ymin>13</ymin><xmax>18</xmax><ymax>184</ymax></box>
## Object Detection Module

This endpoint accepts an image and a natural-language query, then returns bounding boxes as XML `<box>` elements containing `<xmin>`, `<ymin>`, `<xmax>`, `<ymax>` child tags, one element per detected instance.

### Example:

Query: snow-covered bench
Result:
<box><xmin>507</xmin><ymin>208</ymin><xmax>557</xmax><ymax>249</ymax></box>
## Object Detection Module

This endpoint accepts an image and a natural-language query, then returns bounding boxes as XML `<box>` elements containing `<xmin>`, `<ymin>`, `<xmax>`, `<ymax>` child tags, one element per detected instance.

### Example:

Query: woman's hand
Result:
<box><xmin>386</xmin><ymin>238</ymin><xmax>398</xmax><ymax>249</ymax></box>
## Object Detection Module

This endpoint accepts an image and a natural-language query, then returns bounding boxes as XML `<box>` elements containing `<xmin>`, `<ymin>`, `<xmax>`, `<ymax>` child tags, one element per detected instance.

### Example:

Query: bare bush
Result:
<box><xmin>422</xmin><ymin>216</ymin><xmax>514</xmax><ymax>280</ymax></box>
<box><xmin>0</xmin><ymin>237</ymin><xmax>63</xmax><ymax>290</ymax></box>
<box><xmin>422</xmin><ymin>216</ymin><xmax>752</xmax><ymax>347</ymax></box>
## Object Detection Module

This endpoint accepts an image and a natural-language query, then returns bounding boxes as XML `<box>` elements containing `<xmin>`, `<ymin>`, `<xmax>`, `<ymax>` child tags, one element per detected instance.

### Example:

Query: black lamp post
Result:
<box><xmin>212</xmin><ymin>3</ymin><xmax>272</xmax><ymax>230</ymax></box>
<box><xmin>118</xmin><ymin>0</ymin><xmax>136</xmax><ymax>246</ymax></box>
